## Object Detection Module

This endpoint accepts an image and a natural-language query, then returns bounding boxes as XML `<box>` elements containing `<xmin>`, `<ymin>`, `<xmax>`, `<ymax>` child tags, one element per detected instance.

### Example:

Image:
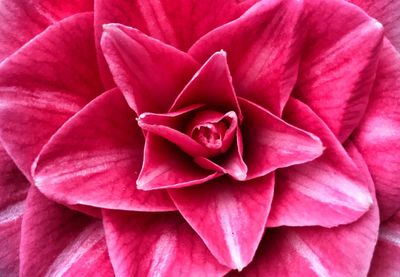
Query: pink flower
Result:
<box><xmin>0</xmin><ymin>0</ymin><xmax>399</xmax><ymax>276</ymax></box>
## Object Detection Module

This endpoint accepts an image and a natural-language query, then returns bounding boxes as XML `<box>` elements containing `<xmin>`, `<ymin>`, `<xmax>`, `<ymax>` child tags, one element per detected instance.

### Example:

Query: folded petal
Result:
<box><xmin>170</xmin><ymin>51</ymin><xmax>242</xmax><ymax>119</ymax></box>
<box><xmin>0</xmin><ymin>13</ymin><xmax>103</xmax><ymax>179</ymax></box>
<box><xmin>101</xmin><ymin>23</ymin><xmax>199</xmax><ymax>115</ymax></box>
<box><xmin>0</xmin><ymin>145</ymin><xmax>30</xmax><ymax>276</ymax></box>
<box><xmin>239</xmin><ymin>143</ymin><xmax>379</xmax><ymax>277</ymax></box>
<box><xmin>189</xmin><ymin>0</ymin><xmax>303</xmax><ymax>115</ymax></box>
<box><xmin>369</xmin><ymin>211</ymin><xmax>400</xmax><ymax>276</ymax></box>
<box><xmin>350</xmin><ymin>0</ymin><xmax>400</xmax><ymax>51</ymax></box>
<box><xmin>268</xmin><ymin>99</ymin><xmax>373</xmax><ymax>227</ymax></box>
<box><xmin>352</xmin><ymin>40</ymin><xmax>400</xmax><ymax>220</ymax></box>
<box><xmin>239</xmin><ymin>97</ymin><xmax>324</xmax><ymax>180</ymax></box>
<box><xmin>137</xmin><ymin>134</ymin><xmax>220</xmax><ymax>190</ymax></box>
<box><xmin>103</xmin><ymin>210</ymin><xmax>229</xmax><ymax>276</ymax></box>
<box><xmin>168</xmin><ymin>174</ymin><xmax>274</xmax><ymax>270</ymax></box>
<box><xmin>294</xmin><ymin>0</ymin><xmax>384</xmax><ymax>142</ymax></box>
<box><xmin>0</xmin><ymin>1</ymin><xmax>93</xmax><ymax>62</ymax></box>
<box><xmin>94</xmin><ymin>0</ymin><xmax>257</xmax><ymax>87</ymax></box>
<box><xmin>20</xmin><ymin>187</ymin><xmax>113</xmax><ymax>277</ymax></box>
<box><xmin>33</xmin><ymin>88</ymin><xmax>175</xmax><ymax>212</ymax></box>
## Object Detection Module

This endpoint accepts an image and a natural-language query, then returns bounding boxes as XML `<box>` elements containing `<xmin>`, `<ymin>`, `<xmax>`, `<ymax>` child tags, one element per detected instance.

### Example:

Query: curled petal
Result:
<box><xmin>33</xmin><ymin>89</ymin><xmax>175</xmax><ymax>212</ymax></box>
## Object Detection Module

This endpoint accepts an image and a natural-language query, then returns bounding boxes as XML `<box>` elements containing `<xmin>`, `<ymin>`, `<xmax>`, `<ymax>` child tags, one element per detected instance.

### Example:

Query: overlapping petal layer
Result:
<box><xmin>0</xmin><ymin>0</ymin><xmax>93</xmax><ymax>62</ymax></box>
<box><xmin>189</xmin><ymin>0</ymin><xmax>303</xmax><ymax>115</ymax></box>
<box><xmin>20</xmin><ymin>187</ymin><xmax>113</xmax><ymax>277</ymax></box>
<box><xmin>0</xmin><ymin>145</ymin><xmax>29</xmax><ymax>276</ymax></box>
<box><xmin>33</xmin><ymin>89</ymin><xmax>175</xmax><ymax>211</ymax></box>
<box><xmin>103</xmin><ymin>210</ymin><xmax>229</xmax><ymax>276</ymax></box>
<box><xmin>0</xmin><ymin>13</ymin><xmax>103</xmax><ymax>179</ymax></box>
<box><xmin>294</xmin><ymin>0</ymin><xmax>384</xmax><ymax>142</ymax></box>
<box><xmin>239</xmin><ymin>98</ymin><xmax>324</xmax><ymax>179</ymax></box>
<box><xmin>101</xmin><ymin>23</ymin><xmax>198</xmax><ymax>114</ymax></box>
<box><xmin>369</xmin><ymin>211</ymin><xmax>400</xmax><ymax>276</ymax></box>
<box><xmin>237</xmin><ymin>143</ymin><xmax>379</xmax><ymax>277</ymax></box>
<box><xmin>350</xmin><ymin>0</ymin><xmax>400</xmax><ymax>51</ymax></box>
<box><xmin>353</xmin><ymin>40</ymin><xmax>400</xmax><ymax>220</ymax></box>
<box><xmin>268</xmin><ymin>99</ymin><xmax>373</xmax><ymax>227</ymax></box>
<box><xmin>169</xmin><ymin>174</ymin><xmax>274</xmax><ymax>270</ymax></box>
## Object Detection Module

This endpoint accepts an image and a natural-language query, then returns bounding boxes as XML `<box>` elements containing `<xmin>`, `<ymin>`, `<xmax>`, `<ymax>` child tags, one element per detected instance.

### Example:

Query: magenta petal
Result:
<box><xmin>0</xmin><ymin>145</ymin><xmax>29</xmax><ymax>275</ymax></box>
<box><xmin>268</xmin><ymin>99</ymin><xmax>373</xmax><ymax>227</ymax></box>
<box><xmin>353</xmin><ymin>40</ymin><xmax>400</xmax><ymax>220</ymax></box>
<box><xmin>33</xmin><ymin>89</ymin><xmax>175</xmax><ymax>212</ymax></box>
<box><xmin>101</xmin><ymin>23</ymin><xmax>199</xmax><ymax>114</ymax></box>
<box><xmin>239</xmin><ymin>98</ymin><xmax>324</xmax><ymax>180</ymax></box>
<box><xmin>168</xmin><ymin>175</ymin><xmax>274</xmax><ymax>270</ymax></box>
<box><xmin>189</xmin><ymin>0</ymin><xmax>303</xmax><ymax>115</ymax></box>
<box><xmin>240</xmin><ymin>143</ymin><xmax>379</xmax><ymax>277</ymax></box>
<box><xmin>137</xmin><ymin>134</ymin><xmax>220</xmax><ymax>190</ymax></box>
<box><xmin>170</xmin><ymin>51</ymin><xmax>242</xmax><ymax>119</ymax></box>
<box><xmin>95</xmin><ymin>0</ymin><xmax>258</xmax><ymax>51</ymax></box>
<box><xmin>369</xmin><ymin>211</ymin><xmax>400</xmax><ymax>276</ymax></box>
<box><xmin>0</xmin><ymin>1</ymin><xmax>93</xmax><ymax>62</ymax></box>
<box><xmin>350</xmin><ymin>0</ymin><xmax>400</xmax><ymax>51</ymax></box>
<box><xmin>294</xmin><ymin>0</ymin><xmax>384</xmax><ymax>142</ymax></box>
<box><xmin>0</xmin><ymin>13</ymin><xmax>103</xmax><ymax>179</ymax></box>
<box><xmin>20</xmin><ymin>187</ymin><xmax>113</xmax><ymax>277</ymax></box>
<box><xmin>103</xmin><ymin>210</ymin><xmax>229</xmax><ymax>276</ymax></box>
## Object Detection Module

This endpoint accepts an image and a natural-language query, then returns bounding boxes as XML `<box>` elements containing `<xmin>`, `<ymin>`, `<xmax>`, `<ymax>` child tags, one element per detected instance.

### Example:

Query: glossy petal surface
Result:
<box><xmin>137</xmin><ymin>134</ymin><xmax>219</xmax><ymax>190</ymax></box>
<box><xmin>189</xmin><ymin>0</ymin><xmax>303</xmax><ymax>115</ymax></box>
<box><xmin>33</xmin><ymin>89</ymin><xmax>175</xmax><ymax>211</ymax></box>
<box><xmin>0</xmin><ymin>13</ymin><xmax>103</xmax><ymax>178</ymax></box>
<box><xmin>268</xmin><ymin>99</ymin><xmax>373</xmax><ymax>227</ymax></box>
<box><xmin>20</xmin><ymin>188</ymin><xmax>113</xmax><ymax>277</ymax></box>
<box><xmin>101</xmin><ymin>23</ymin><xmax>198</xmax><ymax>114</ymax></box>
<box><xmin>238</xmin><ymin>143</ymin><xmax>379</xmax><ymax>277</ymax></box>
<box><xmin>239</xmin><ymin>98</ymin><xmax>324</xmax><ymax>179</ymax></box>
<box><xmin>169</xmin><ymin>174</ymin><xmax>274</xmax><ymax>270</ymax></box>
<box><xmin>0</xmin><ymin>145</ymin><xmax>29</xmax><ymax>276</ymax></box>
<box><xmin>369</xmin><ymin>211</ymin><xmax>400</xmax><ymax>277</ymax></box>
<box><xmin>103</xmin><ymin>210</ymin><xmax>229</xmax><ymax>276</ymax></box>
<box><xmin>294</xmin><ymin>0</ymin><xmax>383</xmax><ymax>142</ymax></box>
<box><xmin>353</xmin><ymin>40</ymin><xmax>400</xmax><ymax>220</ymax></box>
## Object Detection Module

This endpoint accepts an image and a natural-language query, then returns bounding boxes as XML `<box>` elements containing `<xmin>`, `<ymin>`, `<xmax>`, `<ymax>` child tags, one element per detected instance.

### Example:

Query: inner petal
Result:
<box><xmin>186</xmin><ymin>110</ymin><xmax>236</xmax><ymax>157</ymax></box>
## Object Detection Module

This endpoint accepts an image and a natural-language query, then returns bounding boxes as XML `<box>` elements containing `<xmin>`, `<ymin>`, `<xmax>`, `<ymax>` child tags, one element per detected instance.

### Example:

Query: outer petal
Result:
<box><xmin>103</xmin><ymin>210</ymin><xmax>229</xmax><ymax>276</ymax></box>
<box><xmin>350</xmin><ymin>0</ymin><xmax>400</xmax><ymax>51</ymax></box>
<box><xmin>0</xmin><ymin>145</ymin><xmax>29</xmax><ymax>276</ymax></box>
<box><xmin>369</xmin><ymin>211</ymin><xmax>400</xmax><ymax>276</ymax></box>
<box><xmin>268</xmin><ymin>99</ymin><xmax>373</xmax><ymax>227</ymax></box>
<box><xmin>168</xmin><ymin>174</ymin><xmax>274</xmax><ymax>270</ymax></box>
<box><xmin>352</xmin><ymin>40</ymin><xmax>400</xmax><ymax>220</ymax></box>
<box><xmin>33</xmin><ymin>89</ymin><xmax>175</xmax><ymax>212</ymax></box>
<box><xmin>189</xmin><ymin>0</ymin><xmax>303</xmax><ymax>115</ymax></box>
<box><xmin>137</xmin><ymin>134</ymin><xmax>220</xmax><ymax>190</ymax></box>
<box><xmin>294</xmin><ymin>0</ymin><xmax>384</xmax><ymax>142</ymax></box>
<box><xmin>20</xmin><ymin>187</ymin><xmax>114</xmax><ymax>277</ymax></box>
<box><xmin>101</xmin><ymin>23</ymin><xmax>199</xmax><ymax>115</ymax></box>
<box><xmin>0</xmin><ymin>0</ymin><xmax>93</xmax><ymax>62</ymax></box>
<box><xmin>94</xmin><ymin>0</ymin><xmax>258</xmax><ymax>87</ymax></box>
<box><xmin>238</xmin><ymin>143</ymin><xmax>379</xmax><ymax>277</ymax></box>
<box><xmin>0</xmin><ymin>13</ymin><xmax>103</xmax><ymax>179</ymax></box>
<box><xmin>170</xmin><ymin>51</ymin><xmax>242</xmax><ymax>119</ymax></box>
<box><xmin>239</xmin><ymin>97</ymin><xmax>324</xmax><ymax>180</ymax></box>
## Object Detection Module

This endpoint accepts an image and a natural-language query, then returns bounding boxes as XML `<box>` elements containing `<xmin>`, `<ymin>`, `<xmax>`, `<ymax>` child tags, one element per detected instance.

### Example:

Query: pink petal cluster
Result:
<box><xmin>0</xmin><ymin>0</ymin><xmax>399</xmax><ymax>276</ymax></box>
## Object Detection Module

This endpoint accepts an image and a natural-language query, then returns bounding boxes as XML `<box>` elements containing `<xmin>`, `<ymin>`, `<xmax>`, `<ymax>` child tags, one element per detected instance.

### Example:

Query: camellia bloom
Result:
<box><xmin>0</xmin><ymin>0</ymin><xmax>399</xmax><ymax>276</ymax></box>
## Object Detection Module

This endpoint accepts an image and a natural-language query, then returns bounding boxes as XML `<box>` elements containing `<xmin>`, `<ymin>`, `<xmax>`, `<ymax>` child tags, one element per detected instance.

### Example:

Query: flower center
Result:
<box><xmin>191</xmin><ymin>122</ymin><xmax>227</xmax><ymax>150</ymax></box>
<box><xmin>186</xmin><ymin>110</ymin><xmax>235</xmax><ymax>157</ymax></box>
